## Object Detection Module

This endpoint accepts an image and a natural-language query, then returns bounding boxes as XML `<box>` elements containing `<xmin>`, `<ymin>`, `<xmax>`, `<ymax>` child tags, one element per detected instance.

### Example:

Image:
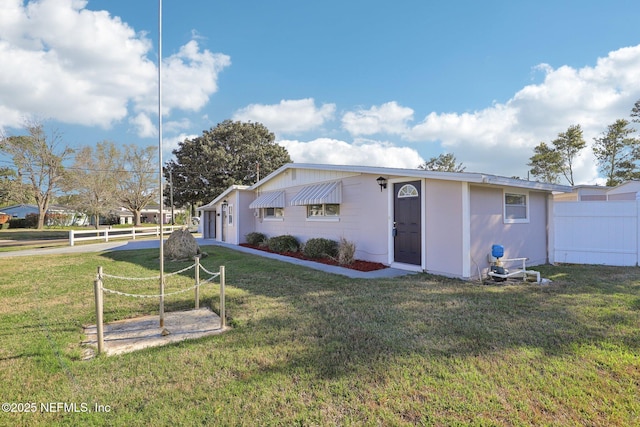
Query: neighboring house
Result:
<box><xmin>199</xmin><ymin>163</ymin><xmax>571</xmax><ymax>280</ymax></box>
<box><xmin>110</xmin><ymin>205</ymin><xmax>185</xmax><ymax>225</ymax></box>
<box><xmin>0</xmin><ymin>204</ymin><xmax>88</xmax><ymax>226</ymax></box>
<box><xmin>554</xmin><ymin>181</ymin><xmax>640</xmax><ymax>202</ymax></box>
<box><xmin>553</xmin><ymin>185</ymin><xmax>609</xmax><ymax>202</ymax></box>
<box><xmin>602</xmin><ymin>181</ymin><xmax>640</xmax><ymax>201</ymax></box>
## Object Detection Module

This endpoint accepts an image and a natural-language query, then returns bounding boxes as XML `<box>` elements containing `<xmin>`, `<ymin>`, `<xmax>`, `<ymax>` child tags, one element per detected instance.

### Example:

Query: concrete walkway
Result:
<box><xmin>0</xmin><ymin>238</ymin><xmax>413</xmax><ymax>279</ymax></box>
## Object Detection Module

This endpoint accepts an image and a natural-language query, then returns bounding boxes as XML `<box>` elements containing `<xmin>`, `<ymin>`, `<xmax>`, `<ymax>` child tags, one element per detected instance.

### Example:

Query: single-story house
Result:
<box><xmin>553</xmin><ymin>185</ymin><xmax>608</xmax><ymax>202</ymax></box>
<box><xmin>110</xmin><ymin>205</ymin><xmax>186</xmax><ymax>225</ymax></box>
<box><xmin>0</xmin><ymin>203</ymin><xmax>87</xmax><ymax>226</ymax></box>
<box><xmin>198</xmin><ymin>163</ymin><xmax>571</xmax><ymax>279</ymax></box>
<box><xmin>554</xmin><ymin>181</ymin><xmax>640</xmax><ymax>202</ymax></box>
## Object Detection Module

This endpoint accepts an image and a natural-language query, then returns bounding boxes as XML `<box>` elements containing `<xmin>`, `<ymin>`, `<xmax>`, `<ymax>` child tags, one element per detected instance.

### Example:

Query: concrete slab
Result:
<box><xmin>82</xmin><ymin>308</ymin><xmax>227</xmax><ymax>357</ymax></box>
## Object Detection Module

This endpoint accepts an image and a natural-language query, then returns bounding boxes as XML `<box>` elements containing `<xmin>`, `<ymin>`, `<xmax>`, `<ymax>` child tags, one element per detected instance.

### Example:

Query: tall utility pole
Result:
<box><xmin>158</xmin><ymin>0</ymin><xmax>165</xmax><ymax>328</ymax></box>
<box><xmin>169</xmin><ymin>167</ymin><xmax>174</xmax><ymax>224</ymax></box>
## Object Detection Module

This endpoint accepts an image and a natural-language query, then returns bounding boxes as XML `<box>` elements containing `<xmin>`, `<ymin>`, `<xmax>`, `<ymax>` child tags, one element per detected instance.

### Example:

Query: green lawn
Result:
<box><xmin>0</xmin><ymin>248</ymin><xmax>639</xmax><ymax>426</ymax></box>
<box><xmin>0</xmin><ymin>228</ymin><xmax>71</xmax><ymax>240</ymax></box>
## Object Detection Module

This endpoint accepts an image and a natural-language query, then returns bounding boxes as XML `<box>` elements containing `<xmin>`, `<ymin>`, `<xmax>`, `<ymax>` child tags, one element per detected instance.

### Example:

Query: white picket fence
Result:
<box><xmin>553</xmin><ymin>200</ymin><xmax>640</xmax><ymax>266</ymax></box>
<box><xmin>69</xmin><ymin>225</ymin><xmax>184</xmax><ymax>246</ymax></box>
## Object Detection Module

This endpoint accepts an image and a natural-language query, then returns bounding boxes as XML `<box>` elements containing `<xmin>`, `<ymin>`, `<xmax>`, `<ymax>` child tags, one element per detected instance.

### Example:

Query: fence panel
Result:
<box><xmin>69</xmin><ymin>225</ymin><xmax>184</xmax><ymax>246</ymax></box>
<box><xmin>553</xmin><ymin>201</ymin><xmax>639</xmax><ymax>266</ymax></box>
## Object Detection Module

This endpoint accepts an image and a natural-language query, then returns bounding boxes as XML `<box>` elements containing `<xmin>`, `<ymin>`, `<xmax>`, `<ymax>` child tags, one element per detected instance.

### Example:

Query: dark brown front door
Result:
<box><xmin>393</xmin><ymin>181</ymin><xmax>422</xmax><ymax>265</ymax></box>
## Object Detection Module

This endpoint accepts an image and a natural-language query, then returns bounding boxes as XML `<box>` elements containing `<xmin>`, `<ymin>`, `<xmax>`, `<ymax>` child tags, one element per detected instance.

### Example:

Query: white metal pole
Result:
<box><xmin>220</xmin><ymin>266</ymin><xmax>226</xmax><ymax>329</ymax></box>
<box><xmin>194</xmin><ymin>256</ymin><xmax>200</xmax><ymax>309</ymax></box>
<box><xmin>94</xmin><ymin>267</ymin><xmax>104</xmax><ymax>354</ymax></box>
<box><xmin>158</xmin><ymin>0</ymin><xmax>165</xmax><ymax>328</ymax></box>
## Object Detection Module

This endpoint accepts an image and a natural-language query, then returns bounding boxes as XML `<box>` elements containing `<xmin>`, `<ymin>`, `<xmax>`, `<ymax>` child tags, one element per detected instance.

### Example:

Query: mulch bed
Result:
<box><xmin>239</xmin><ymin>244</ymin><xmax>388</xmax><ymax>272</ymax></box>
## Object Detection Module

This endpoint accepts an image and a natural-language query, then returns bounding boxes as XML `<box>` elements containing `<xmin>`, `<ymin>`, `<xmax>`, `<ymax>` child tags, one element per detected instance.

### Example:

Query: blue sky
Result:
<box><xmin>2</xmin><ymin>0</ymin><xmax>640</xmax><ymax>184</ymax></box>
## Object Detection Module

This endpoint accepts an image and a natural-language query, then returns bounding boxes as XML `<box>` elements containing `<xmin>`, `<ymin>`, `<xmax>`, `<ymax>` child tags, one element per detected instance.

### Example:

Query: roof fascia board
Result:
<box><xmin>198</xmin><ymin>185</ymin><xmax>250</xmax><ymax>210</ymax></box>
<box><xmin>252</xmin><ymin>163</ymin><xmax>572</xmax><ymax>193</ymax></box>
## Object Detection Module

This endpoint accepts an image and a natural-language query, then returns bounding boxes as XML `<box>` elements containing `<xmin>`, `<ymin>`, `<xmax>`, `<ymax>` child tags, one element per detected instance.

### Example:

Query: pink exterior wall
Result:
<box><xmin>236</xmin><ymin>191</ymin><xmax>255</xmax><ymax>244</ymax></box>
<box><xmin>206</xmin><ymin>169</ymin><xmax>556</xmax><ymax>279</ymax></box>
<box><xmin>424</xmin><ymin>180</ymin><xmax>464</xmax><ymax>277</ymax></box>
<box><xmin>470</xmin><ymin>185</ymin><xmax>549</xmax><ymax>277</ymax></box>
<box><xmin>252</xmin><ymin>174</ymin><xmax>390</xmax><ymax>264</ymax></box>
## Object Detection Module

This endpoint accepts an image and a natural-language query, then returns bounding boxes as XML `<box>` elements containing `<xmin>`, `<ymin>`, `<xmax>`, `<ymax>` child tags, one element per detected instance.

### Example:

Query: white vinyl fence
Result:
<box><xmin>553</xmin><ymin>201</ymin><xmax>640</xmax><ymax>266</ymax></box>
<box><xmin>69</xmin><ymin>225</ymin><xmax>184</xmax><ymax>246</ymax></box>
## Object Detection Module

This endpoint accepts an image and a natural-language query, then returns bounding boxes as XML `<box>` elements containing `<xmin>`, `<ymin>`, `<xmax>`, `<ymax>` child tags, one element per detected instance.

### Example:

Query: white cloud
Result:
<box><xmin>324</xmin><ymin>45</ymin><xmax>640</xmax><ymax>183</ymax></box>
<box><xmin>399</xmin><ymin>44</ymin><xmax>640</xmax><ymax>184</ymax></box>
<box><xmin>278</xmin><ymin>138</ymin><xmax>424</xmax><ymax>169</ymax></box>
<box><xmin>157</xmin><ymin>41</ymin><xmax>231</xmax><ymax>115</ymax></box>
<box><xmin>163</xmin><ymin>118</ymin><xmax>193</xmax><ymax>135</ymax></box>
<box><xmin>129</xmin><ymin>113</ymin><xmax>156</xmax><ymax>138</ymax></box>
<box><xmin>342</xmin><ymin>101</ymin><xmax>414</xmax><ymax>136</ymax></box>
<box><xmin>0</xmin><ymin>0</ymin><xmax>229</xmax><ymax>131</ymax></box>
<box><xmin>233</xmin><ymin>98</ymin><xmax>335</xmax><ymax>134</ymax></box>
<box><xmin>163</xmin><ymin>132</ymin><xmax>199</xmax><ymax>159</ymax></box>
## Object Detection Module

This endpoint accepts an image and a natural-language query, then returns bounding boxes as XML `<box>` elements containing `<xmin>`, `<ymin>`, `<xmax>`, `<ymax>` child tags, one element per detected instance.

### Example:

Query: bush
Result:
<box><xmin>337</xmin><ymin>237</ymin><xmax>356</xmax><ymax>265</ymax></box>
<box><xmin>267</xmin><ymin>235</ymin><xmax>300</xmax><ymax>253</ymax></box>
<box><xmin>245</xmin><ymin>232</ymin><xmax>268</xmax><ymax>246</ymax></box>
<box><xmin>9</xmin><ymin>218</ymin><xmax>28</xmax><ymax>229</ymax></box>
<box><xmin>303</xmin><ymin>238</ymin><xmax>338</xmax><ymax>259</ymax></box>
<box><xmin>25</xmin><ymin>213</ymin><xmax>39</xmax><ymax>228</ymax></box>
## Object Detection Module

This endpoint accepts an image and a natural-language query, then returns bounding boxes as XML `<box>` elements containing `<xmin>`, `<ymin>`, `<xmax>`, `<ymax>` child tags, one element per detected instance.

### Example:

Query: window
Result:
<box><xmin>263</xmin><ymin>207</ymin><xmax>284</xmax><ymax>219</ymax></box>
<box><xmin>227</xmin><ymin>205</ymin><xmax>233</xmax><ymax>226</ymax></box>
<box><xmin>307</xmin><ymin>204</ymin><xmax>340</xmax><ymax>218</ymax></box>
<box><xmin>398</xmin><ymin>184</ymin><xmax>419</xmax><ymax>198</ymax></box>
<box><xmin>504</xmin><ymin>192</ymin><xmax>528</xmax><ymax>223</ymax></box>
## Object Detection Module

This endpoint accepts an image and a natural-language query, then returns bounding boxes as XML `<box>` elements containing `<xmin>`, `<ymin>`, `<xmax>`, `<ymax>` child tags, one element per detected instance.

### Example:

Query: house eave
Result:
<box><xmin>198</xmin><ymin>185</ymin><xmax>251</xmax><ymax>211</ymax></box>
<box><xmin>252</xmin><ymin>163</ymin><xmax>573</xmax><ymax>193</ymax></box>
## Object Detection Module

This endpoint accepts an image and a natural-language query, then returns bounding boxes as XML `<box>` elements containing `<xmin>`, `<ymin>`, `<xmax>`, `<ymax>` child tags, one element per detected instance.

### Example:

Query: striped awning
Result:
<box><xmin>290</xmin><ymin>181</ymin><xmax>342</xmax><ymax>206</ymax></box>
<box><xmin>249</xmin><ymin>191</ymin><xmax>285</xmax><ymax>209</ymax></box>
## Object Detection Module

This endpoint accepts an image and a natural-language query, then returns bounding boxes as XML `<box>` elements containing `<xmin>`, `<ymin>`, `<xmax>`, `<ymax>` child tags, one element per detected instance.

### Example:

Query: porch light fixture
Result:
<box><xmin>376</xmin><ymin>176</ymin><xmax>388</xmax><ymax>191</ymax></box>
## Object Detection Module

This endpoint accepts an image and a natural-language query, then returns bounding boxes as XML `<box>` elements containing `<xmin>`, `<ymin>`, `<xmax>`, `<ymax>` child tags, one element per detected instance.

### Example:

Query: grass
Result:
<box><xmin>0</xmin><ymin>228</ymin><xmax>197</xmax><ymax>253</ymax></box>
<box><xmin>0</xmin><ymin>248</ymin><xmax>639</xmax><ymax>426</ymax></box>
<box><xmin>0</xmin><ymin>228</ymin><xmax>72</xmax><ymax>240</ymax></box>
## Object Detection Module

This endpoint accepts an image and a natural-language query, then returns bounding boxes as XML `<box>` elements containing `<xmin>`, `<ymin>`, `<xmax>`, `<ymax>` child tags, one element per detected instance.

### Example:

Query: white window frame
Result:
<box><xmin>262</xmin><ymin>207</ymin><xmax>284</xmax><ymax>221</ymax></box>
<box><xmin>503</xmin><ymin>191</ymin><xmax>529</xmax><ymax>224</ymax></box>
<box><xmin>306</xmin><ymin>203</ymin><xmax>340</xmax><ymax>222</ymax></box>
<box><xmin>397</xmin><ymin>184</ymin><xmax>419</xmax><ymax>198</ymax></box>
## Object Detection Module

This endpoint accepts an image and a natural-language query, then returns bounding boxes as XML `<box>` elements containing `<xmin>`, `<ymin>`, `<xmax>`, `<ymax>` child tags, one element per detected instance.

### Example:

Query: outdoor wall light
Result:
<box><xmin>376</xmin><ymin>176</ymin><xmax>388</xmax><ymax>191</ymax></box>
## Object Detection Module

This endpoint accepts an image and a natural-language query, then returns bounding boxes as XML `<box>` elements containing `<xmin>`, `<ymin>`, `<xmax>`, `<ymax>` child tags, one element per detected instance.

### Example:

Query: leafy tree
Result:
<box><xmin>631</xmin><ymin>98</ymin><xmax>640</xmax><ymax>123</ymax></box>
<box><xmin>119</xmin><ymin>145</ymin><xmax>158</xmax><ymax>226</ymax></box>
<box><xmin>592</xmin><ymin>119</ymin><xmax>639</xmax><ymax>186</ymax></box>
<box><xmin>527</xmin><ymin>125</ymin><xmax>585</xmax><ymax>185</ymax></box>
<box><xmin>165</xmin><ymin>120</ymin><xmax>291</xmax><ymax>207</ymax></box>
<box><xmin>0</xmin><ymin>122</ymin><xmax>73</xmax><ymax>229</ymax></box>
<box><xmin>528</xmin><ymin>142</ymin><xmax>563</xmax><ymax>184</ymax></box>
<box><xmin>417</xmin><ymin>153</ymin><xmax>466</xmax><ymax>172</ymax></box>
<box><xmin>64</xmin><ymin>141</ymin><xmax>123</xmax><ymax>228</ymax></box>
<box><xmin>552</xmin><ymin>124</ymin><xmax>585</xmax><ymax>186</ymax></box>
<box><xmin>0</xmin><ymin>167</ymin><xmax>31</xmax><ymax>207</ymax></box>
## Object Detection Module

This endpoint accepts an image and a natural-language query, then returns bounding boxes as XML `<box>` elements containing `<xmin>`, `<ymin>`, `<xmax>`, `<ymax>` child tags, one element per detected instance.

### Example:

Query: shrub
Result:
<box><xmin>8</xmin><ymin>218</ymin><xmax>25</xmax><ymax>229</ymax></box>
<box><xmin>267</xmin><ymin>235</ymin><xmax>300</xmax><ymax>253</ymax></box>
<box><xmin>337</xmin><ymin>237</ymin><xmax>356</xmax><ymax>265</ymax></box>
<box><xmin>303</xmin><ymin>238</ymin><xmax>338</xmax><ymax>259</ymax></box>
<box><xmin>245</xmin><ymin>232</ymin><xmax>268</xmax><ymax>246</ymax></box>
<box><xmin>25</xmin><ymin>213</ymin><xmax>39</xmax><ymax>228</ymax></box>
